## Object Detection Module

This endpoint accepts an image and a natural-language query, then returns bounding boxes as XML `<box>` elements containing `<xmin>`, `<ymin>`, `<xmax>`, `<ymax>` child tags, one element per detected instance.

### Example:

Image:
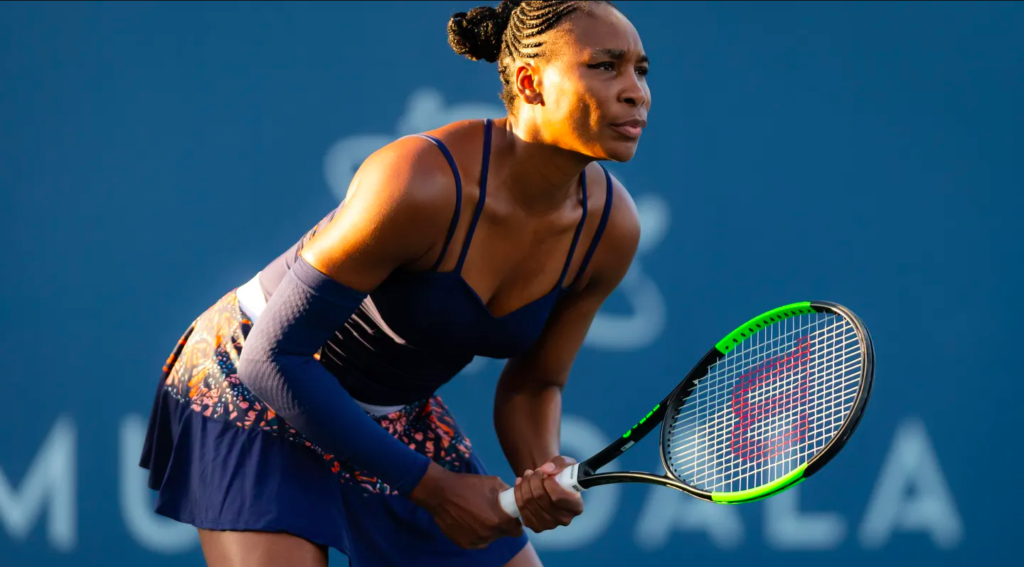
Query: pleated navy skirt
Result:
<box><xmin>139</xmin><ymin>290</ymin><xmax>528</xmax><ymax>566</ymax></box>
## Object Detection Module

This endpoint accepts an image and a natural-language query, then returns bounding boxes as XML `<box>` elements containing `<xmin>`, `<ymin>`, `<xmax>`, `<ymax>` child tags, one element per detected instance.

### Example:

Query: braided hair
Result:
<box><xmin>448</xmin><ymin>1</ymin><xmax>613</xmax><ymax>111</ymax></box>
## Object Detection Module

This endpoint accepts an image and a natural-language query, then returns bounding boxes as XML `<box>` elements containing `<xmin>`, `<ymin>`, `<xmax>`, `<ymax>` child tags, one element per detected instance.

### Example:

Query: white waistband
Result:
<box><xmin>234</xmin><ymin>272</ymin><xmax>405</xmax><ymax>417</ymax></box>
<box><xmin>236</xmin><ymin>272</ymin><xmax>268</xmax><ymax>322</ymax></box>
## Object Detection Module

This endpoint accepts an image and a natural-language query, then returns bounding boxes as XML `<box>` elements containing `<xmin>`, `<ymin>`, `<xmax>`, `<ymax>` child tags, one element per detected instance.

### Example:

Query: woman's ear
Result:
<box><xmin>515</xmin><ymin>62</ymin><xmax>544</xmax><ymax>106</ymax></box>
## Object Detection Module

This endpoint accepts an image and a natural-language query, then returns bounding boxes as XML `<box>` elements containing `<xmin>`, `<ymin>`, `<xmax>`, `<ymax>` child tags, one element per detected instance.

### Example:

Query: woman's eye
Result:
<box><xmin>636</xmin><ymin>66</ymin><xmax>649</xmax><ymax>77</ymax></box>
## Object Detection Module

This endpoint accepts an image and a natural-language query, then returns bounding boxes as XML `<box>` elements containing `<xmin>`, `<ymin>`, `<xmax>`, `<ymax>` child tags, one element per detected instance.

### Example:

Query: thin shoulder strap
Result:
<box><xmin>572</xmin><ymin>165</ymin><xmax>614</xmax><ymax>285</ymax></box>
<box><xmin>454</xmin><ymin>119</ymin><xmax>493</xmax><ymax>274</ymax></box>
<box><xmin>555</xmin><ymin>169</ymin><xmax>590</xmax><ymax>289</ymax></box>
<box><xmin>412</xmin><ymin>133</ymin><xmax>463</xmax><ymax>272</ymax></box>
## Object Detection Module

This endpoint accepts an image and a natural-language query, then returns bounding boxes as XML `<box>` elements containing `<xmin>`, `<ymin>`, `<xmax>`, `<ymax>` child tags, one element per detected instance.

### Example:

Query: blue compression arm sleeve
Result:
<box><xmin>237</xmin><ymin>256</ymin><xmax>431</xmax><ymax>495</ymax></box>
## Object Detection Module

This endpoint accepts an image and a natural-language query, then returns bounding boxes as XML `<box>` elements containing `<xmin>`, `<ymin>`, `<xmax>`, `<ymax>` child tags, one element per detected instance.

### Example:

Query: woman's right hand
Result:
<box><xmin>409</xmin><ymin>462</ymin><xmax>524</xmax><ymax>549</ymax></box>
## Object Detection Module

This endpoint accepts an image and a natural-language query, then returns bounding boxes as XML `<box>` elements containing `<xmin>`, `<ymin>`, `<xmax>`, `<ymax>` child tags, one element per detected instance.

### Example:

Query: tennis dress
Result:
<box><xmin>139</xmin><ymin>119</ymin><xmax>613</xmax><ymax>566</ymax></box>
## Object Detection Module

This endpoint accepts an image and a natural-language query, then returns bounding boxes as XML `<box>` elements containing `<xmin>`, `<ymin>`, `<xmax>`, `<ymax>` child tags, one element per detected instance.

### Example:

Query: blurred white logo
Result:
<box><xmin>323</xmin><ymin>87</ymin><xmax>669</xmax><ymax>354</ymax></box>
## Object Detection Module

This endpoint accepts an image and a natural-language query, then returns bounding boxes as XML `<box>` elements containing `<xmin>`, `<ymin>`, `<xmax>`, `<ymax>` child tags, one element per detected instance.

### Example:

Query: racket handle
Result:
<box><xmin>499</xmin><ymin>463</ymin><xmax>584</xmax><ymax>518</ymax></box>
<box><xmin>498</xmin><ymin>486</ymin><xmax>520</xmax><ymax>518</ymax></box>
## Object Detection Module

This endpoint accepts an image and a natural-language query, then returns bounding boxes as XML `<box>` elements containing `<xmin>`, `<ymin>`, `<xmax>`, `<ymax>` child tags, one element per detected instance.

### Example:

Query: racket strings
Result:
<box><xmin>665</xmin><ymin>313</ymin><xmax>862</xmax><ymax>493</ymax></box>
<box><xmin>691</xmin><ymin>315</ymin><xmax>857</xmax><ymax>489</ymax></box>
<box><xmin>669</xmin><ymin>330</ymin><xmax>860</xmax><ymax>427</ymax></box>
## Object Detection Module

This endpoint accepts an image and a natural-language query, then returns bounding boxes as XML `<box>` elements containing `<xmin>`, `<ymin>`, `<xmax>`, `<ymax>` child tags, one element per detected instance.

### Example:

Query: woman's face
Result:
<box><xmin>521</xmin><ymin>3</ymin><xmax>652</xmax><ymax>162</ymax></box>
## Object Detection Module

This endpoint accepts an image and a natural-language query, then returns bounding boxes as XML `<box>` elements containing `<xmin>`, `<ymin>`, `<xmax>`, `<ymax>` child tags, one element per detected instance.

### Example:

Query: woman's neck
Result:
<box><xmin>497</xmin><ymin>116</ymin><xmax>593</xmax><ymax>216</ymax></box>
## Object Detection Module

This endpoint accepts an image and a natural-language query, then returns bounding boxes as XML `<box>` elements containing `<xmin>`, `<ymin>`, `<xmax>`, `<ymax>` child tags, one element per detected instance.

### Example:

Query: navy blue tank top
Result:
<box><xmin>257</xmin><ymin>120</ymin><xmax>614</xmax><ymax>405</ymax></box>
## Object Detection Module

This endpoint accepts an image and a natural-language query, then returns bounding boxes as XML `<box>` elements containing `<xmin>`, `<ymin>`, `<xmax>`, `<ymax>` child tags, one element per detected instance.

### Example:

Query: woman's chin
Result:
<box><xmin>601</xmin><ymin>139</ymin><xmax>640</xmax><ymax>162</ymax></box>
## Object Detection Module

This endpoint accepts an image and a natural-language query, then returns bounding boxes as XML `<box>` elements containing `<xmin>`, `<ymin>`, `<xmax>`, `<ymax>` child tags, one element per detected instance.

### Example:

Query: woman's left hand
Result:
<box><xmin>512</xmin><ymin>455</ymin><xmax>585</xmax><ymax>533</ymax></box>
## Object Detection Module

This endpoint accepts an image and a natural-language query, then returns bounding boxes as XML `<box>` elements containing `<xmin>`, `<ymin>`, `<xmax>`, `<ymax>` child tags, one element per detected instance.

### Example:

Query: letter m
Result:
<box><xmin>0</xmin><ymin>416</ymin><xmax>76</xmax><ymax>551</ymax></box>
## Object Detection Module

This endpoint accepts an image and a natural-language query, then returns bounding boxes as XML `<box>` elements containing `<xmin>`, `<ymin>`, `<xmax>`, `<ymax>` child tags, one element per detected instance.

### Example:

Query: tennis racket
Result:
<box><xmin>499</xmin><ymin>301</ymin><xmax>874</xmax><ymax>516</ymax></box>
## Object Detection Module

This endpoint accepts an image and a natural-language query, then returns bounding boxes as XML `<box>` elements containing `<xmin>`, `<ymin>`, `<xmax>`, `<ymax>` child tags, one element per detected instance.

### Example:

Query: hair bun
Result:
<box><xmin>448</xmin><ymin>1</ymin><xmax>521</xmax><ymax>63</ymax></box>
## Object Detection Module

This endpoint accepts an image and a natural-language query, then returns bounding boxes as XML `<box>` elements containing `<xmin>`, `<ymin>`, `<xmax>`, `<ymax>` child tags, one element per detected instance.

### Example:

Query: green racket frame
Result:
<box><xmin>573</xmin><ymin>301</ymin><xmax>874</xmax><ymax>504</ymax></box>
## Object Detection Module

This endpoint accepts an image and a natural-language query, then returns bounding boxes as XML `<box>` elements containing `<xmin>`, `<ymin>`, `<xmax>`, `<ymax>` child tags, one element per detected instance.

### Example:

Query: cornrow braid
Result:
<box><xmin>448</xmin><ymin>1</ymin><xmax>614</xmax><ymax>112</ymax></box>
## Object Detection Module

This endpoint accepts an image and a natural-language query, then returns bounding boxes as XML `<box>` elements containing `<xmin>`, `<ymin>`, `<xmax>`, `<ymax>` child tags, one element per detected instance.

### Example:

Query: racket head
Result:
<box><xmin>659</xmin><ymin>301</ymin><xmax>874</xmax><ymax>504</ymax></box>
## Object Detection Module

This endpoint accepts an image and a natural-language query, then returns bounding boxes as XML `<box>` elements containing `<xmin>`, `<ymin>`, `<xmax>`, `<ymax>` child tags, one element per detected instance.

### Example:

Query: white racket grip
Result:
<box><xmin>498</xmin><ymin>487</ymin><xmax>520</xmax><ymax>518</ymax></box>
<box><xmin>499</xmin><ymin>463</ymin><xmax>584</xmax><ymax>518</ymax></box>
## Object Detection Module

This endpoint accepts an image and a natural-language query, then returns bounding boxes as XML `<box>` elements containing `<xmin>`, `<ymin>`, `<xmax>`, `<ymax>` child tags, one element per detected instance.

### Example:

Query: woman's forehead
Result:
<box><xmin>557</xmin><ymin>5</ymin><xmax>645</xmax><ymax>57</ymax></box>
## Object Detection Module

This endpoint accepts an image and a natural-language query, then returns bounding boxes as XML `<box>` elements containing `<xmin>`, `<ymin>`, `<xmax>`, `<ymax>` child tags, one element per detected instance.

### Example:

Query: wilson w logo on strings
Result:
<box><xmin>730</xmin><ymin>337</ymin><xmax>812</xmax><ymax>463</ymax></box>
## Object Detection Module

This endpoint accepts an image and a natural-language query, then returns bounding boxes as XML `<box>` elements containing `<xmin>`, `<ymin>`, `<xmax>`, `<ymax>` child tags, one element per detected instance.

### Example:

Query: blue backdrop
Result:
<box><xmin>2</xmin><ymin>1</ymin><xmax>1021</xmax><ymax>566</ymax></box>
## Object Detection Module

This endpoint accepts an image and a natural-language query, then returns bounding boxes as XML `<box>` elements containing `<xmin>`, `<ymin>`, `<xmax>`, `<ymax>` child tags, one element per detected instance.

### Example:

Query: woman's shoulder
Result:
<box><xmin>301</xmin><ymin>122</ymin><xmax>492</xmax><ymax>281</ymax></box>
<box><xmin>419</xmin><ymin>118</ymin><xmax>489</xmax><ymax>143</ymax></box>
<box><xmin>584</xmin><ymin>162</ymin><xmax>640</xmax><ymax>239</ymax></box>
<box><xmin>344</xmin><ymin>125</ymin><xmax>479</xmax><ymax>228</ymax></box>
<box><xmin>352</xmin><ymin>119</ymin><xmax>486</xmax><ymax>203</ymax></box>
<box><xmin>310</xmin><ymin>125</ymin><xmax>480</xmax><ymax>274</ymax></box>
<box><xmin>580</xmin><ymin>162</ymin><xmax>642</xmax><ymax>288</ymax></box>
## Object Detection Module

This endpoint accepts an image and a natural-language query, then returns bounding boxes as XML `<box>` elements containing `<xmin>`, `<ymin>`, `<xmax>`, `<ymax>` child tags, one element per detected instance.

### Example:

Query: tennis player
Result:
<box><xmin>140</xmin><ymin>1</ymin><xmax>650</xmax><ymax>565</ymax></box>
